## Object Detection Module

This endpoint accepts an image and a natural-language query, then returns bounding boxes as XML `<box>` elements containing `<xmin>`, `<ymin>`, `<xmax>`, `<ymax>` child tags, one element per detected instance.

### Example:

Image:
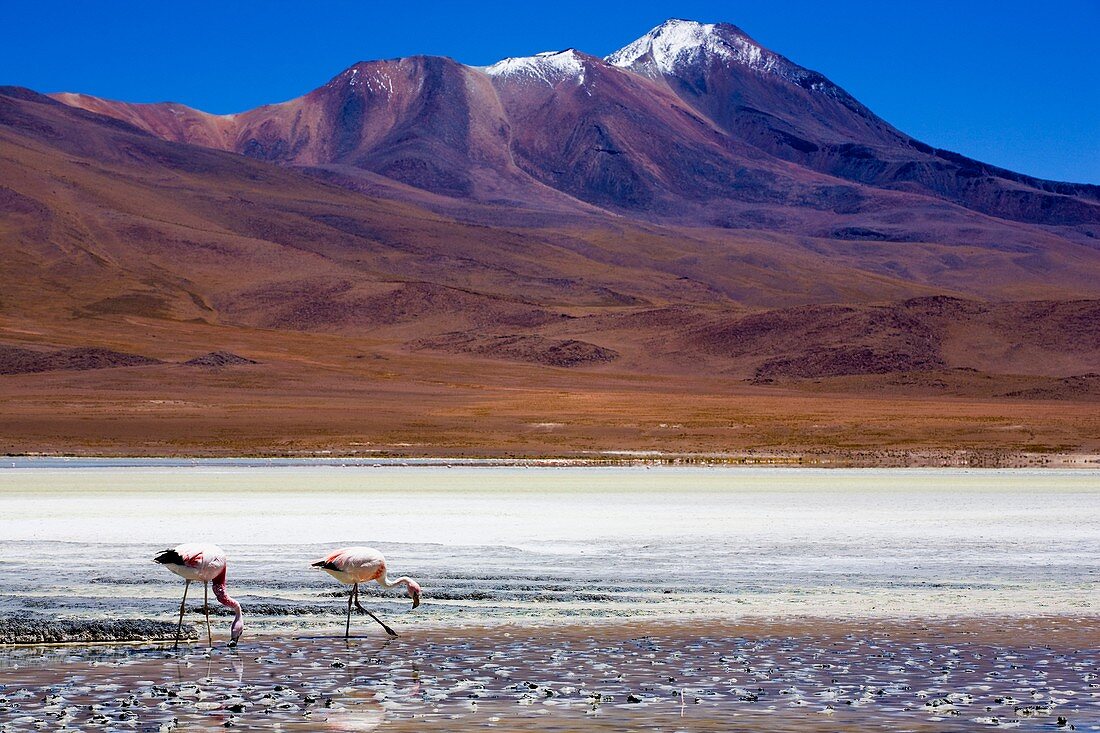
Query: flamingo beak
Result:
<box><xmin>411</xmin><ymin>590</ymin><xmax>421</xmax><ymax>609</ymax></box>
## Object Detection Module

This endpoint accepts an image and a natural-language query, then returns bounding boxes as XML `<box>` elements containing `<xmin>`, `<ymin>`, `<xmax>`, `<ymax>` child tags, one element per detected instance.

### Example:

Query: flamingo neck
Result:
<box><xmin>211</xmin><ymin>567</ymin><xmax>240</xmax><ymax>611</ymax></box>
<box><xmin>211</xmin><ymin>566</ymin><xmax>244</xmax><ymax>642</ymax></box>
<box><xmin>210</xmin><ymin>563</ymin><xmax>243</xmax><ymax>629</ymax></box>
<box><xmin>377</xmin><ymin>574</ymin><xmax>412</xmax><ymax>591</ymax></box>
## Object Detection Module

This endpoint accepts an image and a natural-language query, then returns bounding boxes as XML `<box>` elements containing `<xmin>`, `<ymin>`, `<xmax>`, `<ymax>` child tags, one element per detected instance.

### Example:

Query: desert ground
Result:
<box><xmin>0</xmin><ymin>315</ymin><xmax>1097</xmax><ymax>463</ymax></box>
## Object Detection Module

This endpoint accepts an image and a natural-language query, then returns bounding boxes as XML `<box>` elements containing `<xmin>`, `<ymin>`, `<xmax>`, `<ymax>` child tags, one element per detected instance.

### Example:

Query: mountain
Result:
<box><xmin>52</xmin><ymin>20</ymin><xmax>1100</xmax><ymax>246</ymax></box>
<box><xmin>3</xmin><ymin>21</ymin><xmax>1100</xmax><ymax>458</ymax></box>
<box><xmin>608</xmin><ymin>20</ymin><xmax>1100</xmax><ymax>228</ymax></box>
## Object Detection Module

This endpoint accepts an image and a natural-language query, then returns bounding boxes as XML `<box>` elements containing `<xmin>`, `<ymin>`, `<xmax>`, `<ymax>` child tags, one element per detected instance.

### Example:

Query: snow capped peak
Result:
<box><xmin>482</xmin><ymin>49</ymin><xmax>587</xmax><ymax>87</ymax></box>
<box><xmin>605</xmin><ymin>18</ymin><xmax>857</xmax><ymax>107</ymax></box>
<box><xmin>606</xmin><ymin>19</ymin><xmax>767</xmax><ymax>76</ymax></box>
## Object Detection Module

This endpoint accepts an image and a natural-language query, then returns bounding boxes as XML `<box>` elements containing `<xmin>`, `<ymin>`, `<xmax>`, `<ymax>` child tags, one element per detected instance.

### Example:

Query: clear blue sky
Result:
<box><xmin>2</xmin><ymin>0</ymin><xmax>1097</xmax><ymax>183</ymax></box>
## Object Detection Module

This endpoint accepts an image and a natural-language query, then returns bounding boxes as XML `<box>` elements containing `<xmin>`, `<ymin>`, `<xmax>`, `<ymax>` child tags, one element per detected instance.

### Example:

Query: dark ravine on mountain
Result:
<box><xmin>1</xmin><ymin>19</ymin><xmax>1099</xmax><ymax>457</ymax></box>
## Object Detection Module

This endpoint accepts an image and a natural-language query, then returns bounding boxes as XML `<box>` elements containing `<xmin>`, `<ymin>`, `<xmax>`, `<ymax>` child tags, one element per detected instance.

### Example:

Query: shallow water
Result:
<box><xmin>0</xmin><ymin>462</ymin><xmax>1097</xmax><ymax>629</ymax></box>
<box><xmin>1</xmin><ymin>620</ymin><xmax>1098</xmax><ymax>731</ymax></box>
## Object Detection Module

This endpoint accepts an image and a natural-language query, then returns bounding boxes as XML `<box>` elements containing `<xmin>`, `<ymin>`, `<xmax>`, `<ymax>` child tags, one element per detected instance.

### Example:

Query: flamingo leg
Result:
<box><xmin>175</xmin><ymin>579</ymin><xmax>191</xmax><ymax>649</ymax></box>
<box><xmin>354</xmin><ymin>583</ymin><xmax>399</xmax><ymax>638</ymax></box>
<box><xmin>203</xmin><ymin>581</ymin><xmax>212</xmax><ymax>647</ymax></box>
<box><xmin>345</xmin><ymin>584</ymin><xmax>354</xmax><ymax>639</ymax></box>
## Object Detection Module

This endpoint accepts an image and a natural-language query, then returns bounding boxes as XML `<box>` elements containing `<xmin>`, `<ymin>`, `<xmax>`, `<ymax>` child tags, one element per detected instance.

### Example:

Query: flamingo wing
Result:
<box><xmin>155</xmin><ymin>543</ymin><xmax>226</xmax><ymax>581</ymax></box>
<box><xmin>154</xmin><ymin>547</ymin><xmax>188</xmax><ymax>566</ymax></box>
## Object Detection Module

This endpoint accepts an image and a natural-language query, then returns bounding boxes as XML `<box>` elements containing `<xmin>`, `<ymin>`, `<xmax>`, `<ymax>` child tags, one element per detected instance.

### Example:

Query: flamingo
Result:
<box><xmin>154</xmin><ymin>543</ymin><xmax>244</xmax><ymax>648</ymax></box>
<box><xmin>312</xmin><ymin>546</ymin><xmax>421</xmax><ymax>638</ymax></box>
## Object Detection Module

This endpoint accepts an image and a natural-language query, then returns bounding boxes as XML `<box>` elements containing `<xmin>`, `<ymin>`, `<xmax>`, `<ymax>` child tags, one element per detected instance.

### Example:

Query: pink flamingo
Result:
<box><xmin>312</xmin><ymin>546</ymin><xmax>421</xmax><ymax>638</ymax></box>
<box><xmin>154</xmin><ymin>543</ymin><xmax>244</xmax><ymax>648</ymax></box>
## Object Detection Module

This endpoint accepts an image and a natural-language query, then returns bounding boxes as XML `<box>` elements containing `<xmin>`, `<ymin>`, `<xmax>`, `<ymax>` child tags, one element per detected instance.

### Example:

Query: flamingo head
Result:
<box><xmin>407</xmin><ymin>579</ymin><xmax>422</xmax><ymax>609</ymax></box>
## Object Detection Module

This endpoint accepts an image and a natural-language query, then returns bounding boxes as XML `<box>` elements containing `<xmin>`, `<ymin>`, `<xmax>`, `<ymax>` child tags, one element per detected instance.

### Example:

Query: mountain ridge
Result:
<box><xmin>46</xmin><ymin>19</ymin><xmax>1099</xmax><ymax>241</ymax></box>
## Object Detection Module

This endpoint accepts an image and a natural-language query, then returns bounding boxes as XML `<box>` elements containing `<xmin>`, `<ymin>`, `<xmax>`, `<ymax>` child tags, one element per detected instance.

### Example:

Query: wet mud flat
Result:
<box><xmin>0</xmin><ymin>617</ymin><xmax>1098</xmax><ymax>731</ymax></box>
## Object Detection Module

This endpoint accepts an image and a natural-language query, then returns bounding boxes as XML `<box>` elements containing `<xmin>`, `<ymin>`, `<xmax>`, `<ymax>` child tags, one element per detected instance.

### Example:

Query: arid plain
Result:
<box><xmin>1</xmin><ymin>318</ymin><xmax>1099</xmax><ymax>462</ymax></box>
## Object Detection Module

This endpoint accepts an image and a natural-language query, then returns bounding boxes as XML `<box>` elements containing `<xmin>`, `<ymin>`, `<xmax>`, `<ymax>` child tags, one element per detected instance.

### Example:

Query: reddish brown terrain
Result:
<box><xmin>2</xmin><ymin>20</ymin><xmax>1099</xmax><ymax>460</ymax></box>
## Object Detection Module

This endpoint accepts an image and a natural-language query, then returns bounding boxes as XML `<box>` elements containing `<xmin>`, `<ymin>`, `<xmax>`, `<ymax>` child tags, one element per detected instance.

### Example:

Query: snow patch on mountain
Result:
<box><xmin>341</xmin><ymin>65</ymin><xmax>394</xmax><ymax>95</ymax></box>
<box><xmin>482</xmin><ymin>50</ymin><xmax>586</xmax><ymax>87</ymax></box>
<box><xmin>607</xmin><ymin>19</ymin><xmax>856</xmax><ymax>106</ymax></box>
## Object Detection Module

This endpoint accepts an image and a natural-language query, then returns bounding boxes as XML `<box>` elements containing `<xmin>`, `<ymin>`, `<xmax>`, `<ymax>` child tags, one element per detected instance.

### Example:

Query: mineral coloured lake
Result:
<box><xmin>0</xmin><ymin>461</ymin><xmax>1097</xmax><ymax>730</ymax></box>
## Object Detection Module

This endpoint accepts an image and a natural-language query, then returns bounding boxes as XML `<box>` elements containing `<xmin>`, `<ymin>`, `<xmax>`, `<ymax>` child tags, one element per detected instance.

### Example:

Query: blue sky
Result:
<box><xmin>2</xmin><ymin>0</ymin><xmax>1097</xmax><ymax>183</ymax></box>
